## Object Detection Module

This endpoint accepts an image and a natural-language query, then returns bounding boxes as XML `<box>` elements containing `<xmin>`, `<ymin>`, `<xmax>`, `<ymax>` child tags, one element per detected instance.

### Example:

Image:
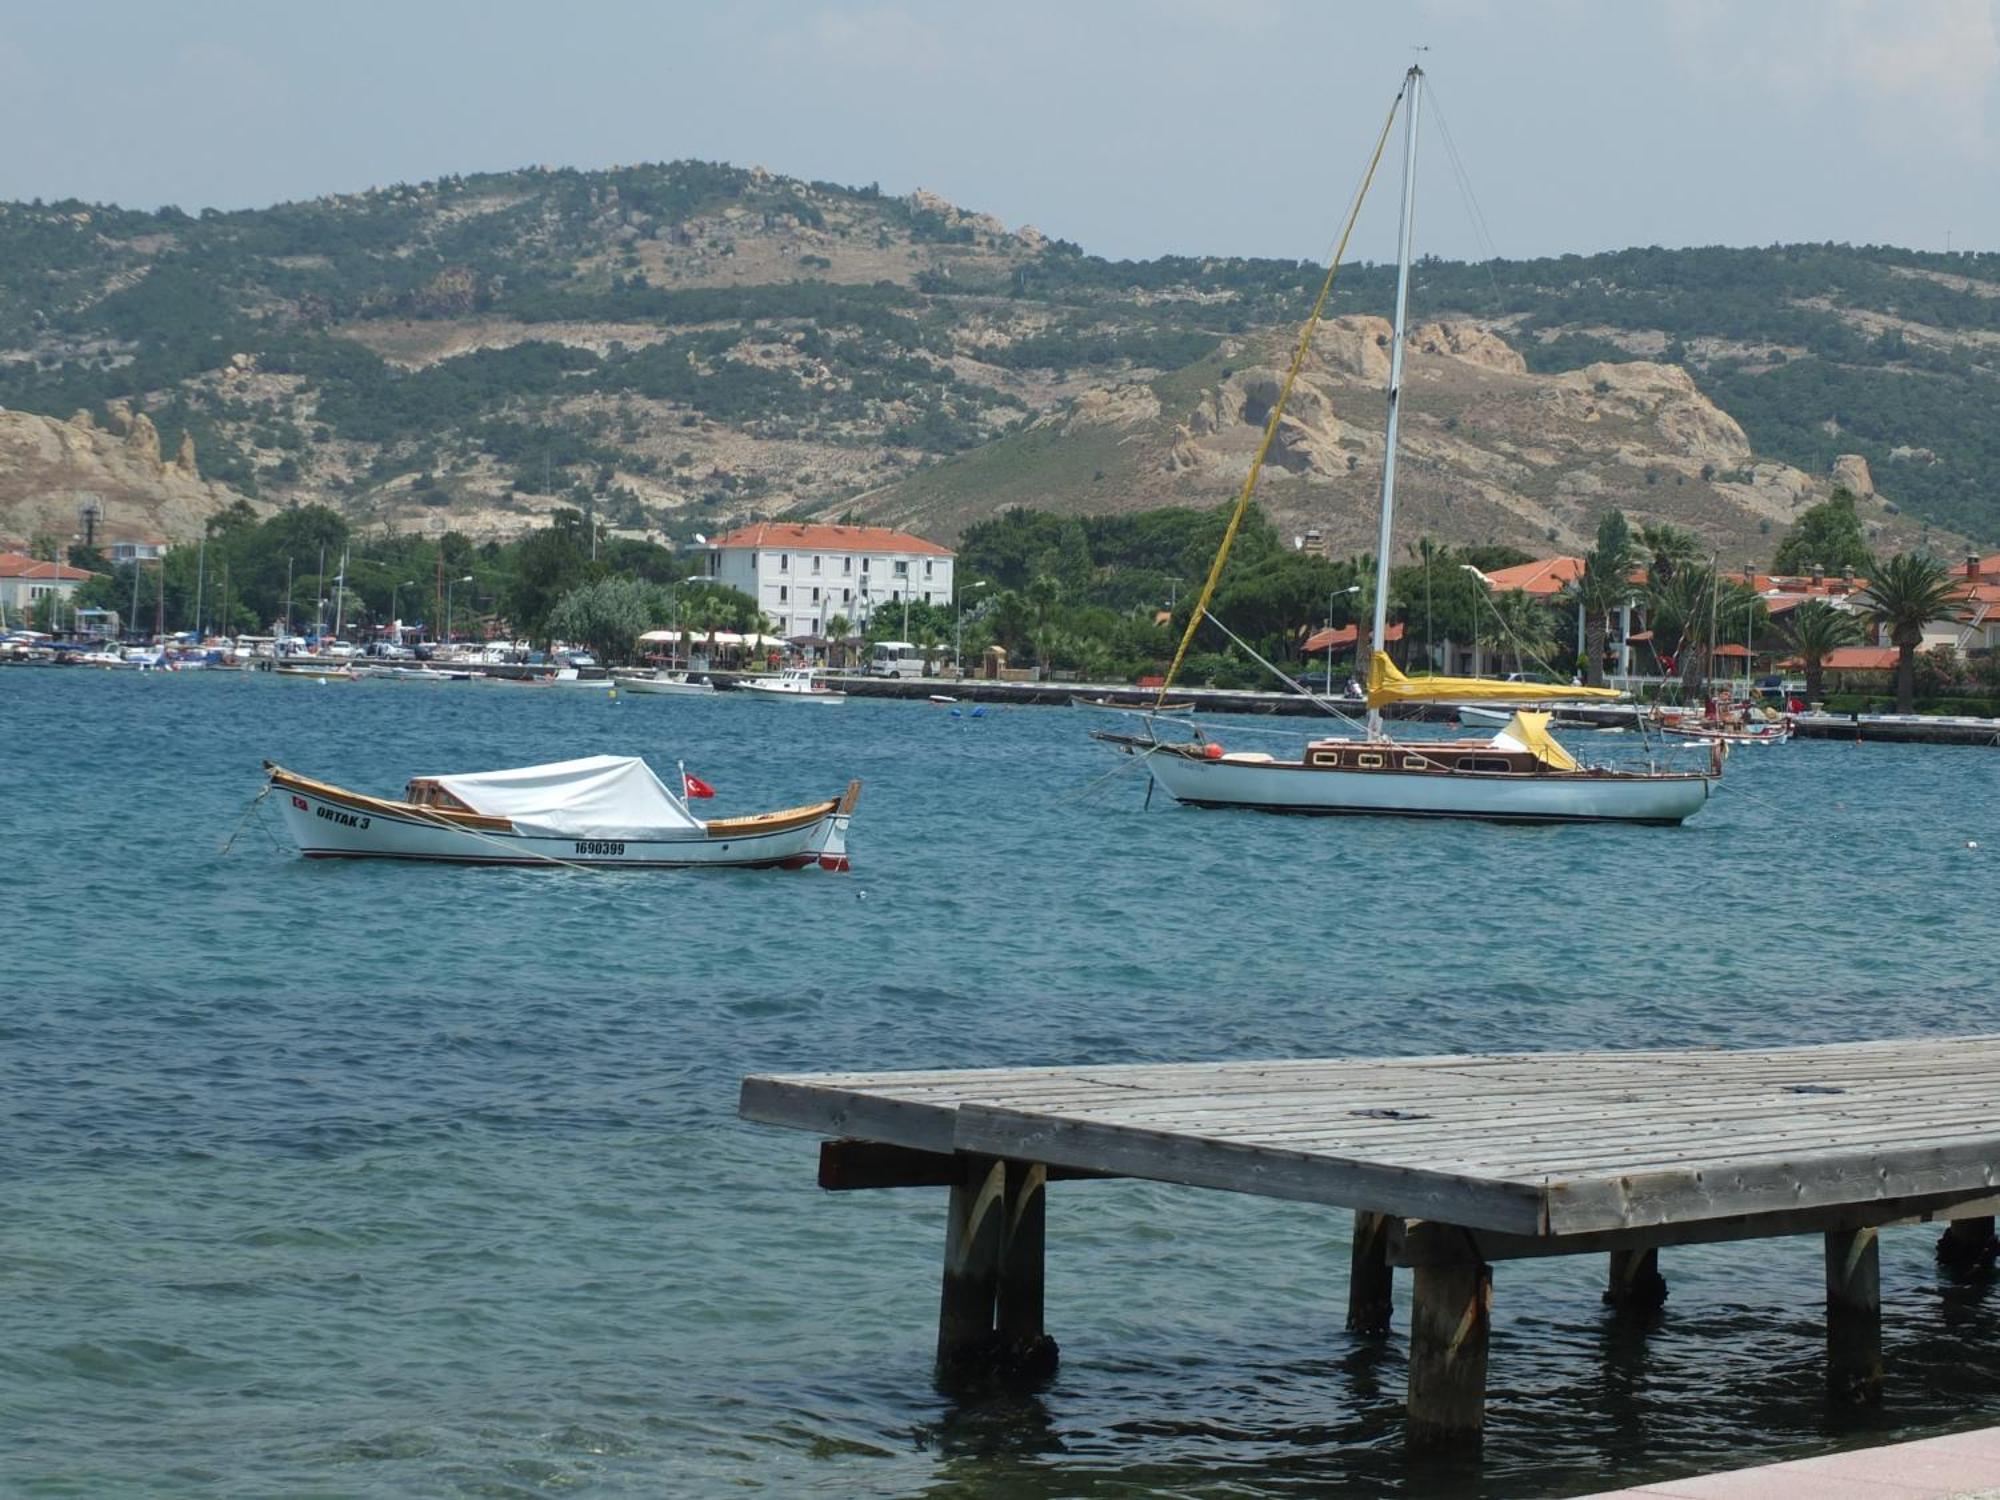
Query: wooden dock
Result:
<box><xmin>740</xmin><ymin>1037</ymin><xmax>2000</xmax><ymax>1446</ymax></box>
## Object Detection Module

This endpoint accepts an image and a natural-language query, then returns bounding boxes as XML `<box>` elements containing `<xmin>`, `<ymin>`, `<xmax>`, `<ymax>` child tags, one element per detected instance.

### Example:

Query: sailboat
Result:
<box><xmin>1101</xmin><ymin>65</ymin><xmax>1714</xmax><ymax>826</ymax></box>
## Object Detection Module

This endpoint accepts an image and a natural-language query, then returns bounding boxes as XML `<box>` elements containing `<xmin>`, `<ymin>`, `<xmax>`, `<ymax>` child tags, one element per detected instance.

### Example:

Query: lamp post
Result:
<box><xmin>390</xmin><ymin>581</ymin><xmax>416</xmax><ymax>644</ymax></box>
<box><xmin>954</xmin><ymin>579</ymin><xmax>988</xmax><ymax>676</ymax></box>
<box><xmin>1326</xmin><ymin>584</ymin><xmax>1361</xmax><ymax>695</ymax></box>
<box><xmin>1460</xmin><ymin>563</ymin><xmax>1491</xmax><ymax>676</ymax></box>
<box><xmin>444</xmin><ymin>574</ymin><xmax>473</xmax><ymax>648</ymax></box>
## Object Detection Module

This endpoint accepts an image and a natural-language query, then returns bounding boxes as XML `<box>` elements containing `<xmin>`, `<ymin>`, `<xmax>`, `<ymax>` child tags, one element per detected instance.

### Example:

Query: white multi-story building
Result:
<box><xmin>701</xmin><ymin>522</ymin><xmax>956</xmax><ymax>638</ymax></box>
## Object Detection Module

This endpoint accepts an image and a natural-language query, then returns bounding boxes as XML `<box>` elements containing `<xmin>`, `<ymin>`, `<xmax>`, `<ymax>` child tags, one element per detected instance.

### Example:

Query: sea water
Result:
<box><xmin>3</xmin><ymin>668</ymin><xmax>1997</xmax><ymax>1498</ymax></box>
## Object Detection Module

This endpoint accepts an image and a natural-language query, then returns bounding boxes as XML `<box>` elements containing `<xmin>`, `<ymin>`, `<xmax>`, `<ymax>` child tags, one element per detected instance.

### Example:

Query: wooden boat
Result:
<box><xmin>622</xmin><ymin>670</ymin><xmax>717</xmax><ymax>697</ymax></box>
<box><xmin>265</xmin><ymin>756</ymin><xmax>859</xmax><ymax>870</ymax></box>
<box><xmin>737</xmin><ymin>666</ymin><xmax>846</xmax><ymax>704</ymax></box>
<box><xmin>1071</xmin><ymin>695</ymin><xmax>1197</xmax><ymax>714</ymax></box>
<box><xmin>1100</xmin><ymin>710</ymin><xmax>1712</xmax><ymax>824</ymax></box>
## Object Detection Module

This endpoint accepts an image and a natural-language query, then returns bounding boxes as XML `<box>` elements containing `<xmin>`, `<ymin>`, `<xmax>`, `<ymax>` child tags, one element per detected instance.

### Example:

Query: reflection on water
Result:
<box><xmin>4</xmin><ymin>670</ymin><xmax>1999</xmax><ymax>1496</ymax></box>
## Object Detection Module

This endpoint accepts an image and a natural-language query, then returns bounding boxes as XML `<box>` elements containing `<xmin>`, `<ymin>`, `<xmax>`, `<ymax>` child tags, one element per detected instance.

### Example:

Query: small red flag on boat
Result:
<box><xmin>684</xmin><ymin>772</ymin><xmax>716</xmax><ymax>799</ymax></box>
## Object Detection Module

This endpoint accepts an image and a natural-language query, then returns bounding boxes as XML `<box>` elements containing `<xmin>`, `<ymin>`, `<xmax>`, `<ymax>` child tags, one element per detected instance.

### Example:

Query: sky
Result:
<box><xmin>1</xmin><ymin>0</ymin><xmax>1995</xmax><ymax>265</ymax></box>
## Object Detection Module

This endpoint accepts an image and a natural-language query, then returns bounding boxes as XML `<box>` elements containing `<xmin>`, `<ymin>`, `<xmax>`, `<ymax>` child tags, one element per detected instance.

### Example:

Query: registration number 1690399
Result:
<box><xmin>573</xmin><ymin>840</ymin><xmax>627</xmax><ymax>857</ymax></box>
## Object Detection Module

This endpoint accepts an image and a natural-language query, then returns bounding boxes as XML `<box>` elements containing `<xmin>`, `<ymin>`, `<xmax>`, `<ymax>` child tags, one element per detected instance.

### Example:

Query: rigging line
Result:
<box><xmin>1422</xmin><ymin>83</ymin><xmax>1504</xmax><ymax>294</ymax></box>
<box><xmin>1156</xmin><ymin>77</ymin><xmax>1407</xmax><ymax>708</ymax></box>
<box><xmin>1197</xmin><ymin>611</ymin><xmax>1373</xmax><ymax>734</ymax></box>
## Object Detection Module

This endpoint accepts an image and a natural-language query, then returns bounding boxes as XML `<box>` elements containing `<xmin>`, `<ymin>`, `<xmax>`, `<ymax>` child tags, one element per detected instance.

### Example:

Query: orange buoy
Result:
<box><xmin>1203</xmin><ymin>742</ymin><xmax>1224</xmax><ymax>760</ymax></box>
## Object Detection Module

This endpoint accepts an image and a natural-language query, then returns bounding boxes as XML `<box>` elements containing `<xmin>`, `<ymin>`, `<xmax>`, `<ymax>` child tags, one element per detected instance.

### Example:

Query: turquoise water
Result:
<box><xmin>4</xmin><ymin>668</ymin><xmax>1999</xmax><ymax>1498</ymax></box>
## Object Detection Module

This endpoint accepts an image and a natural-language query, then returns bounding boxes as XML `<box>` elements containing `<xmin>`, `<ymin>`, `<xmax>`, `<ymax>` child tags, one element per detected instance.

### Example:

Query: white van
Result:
<box><xmin>867</xmin><ymin>640</ymin><xmax>924</xmax><ymax>678</ymax></box>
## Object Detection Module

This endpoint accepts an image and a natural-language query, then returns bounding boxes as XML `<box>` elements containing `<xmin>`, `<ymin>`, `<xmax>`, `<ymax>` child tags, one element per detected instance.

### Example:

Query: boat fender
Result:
<box><xmin>1204</xmin><ymin>742</ymin><xmax>1224</xmax><ymax>760</ymax></box>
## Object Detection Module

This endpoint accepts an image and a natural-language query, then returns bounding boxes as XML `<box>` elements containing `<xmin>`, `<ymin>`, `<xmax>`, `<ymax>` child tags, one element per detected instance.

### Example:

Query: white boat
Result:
<box><xmin>266</xmin><ymin>755</ymin><xmax>859</xmax><ymax>871</ymax></box>
<box><xmin>623</xmin><ymin>670</ymin><xmax>717</xmax><ymax>697</ymax></box>
<box><xmin>737</xmin><ymin>666</ymin><xmax>846</xmax><ymax>704</ymax></box>
<box><xmin>1455</xmin><ymin>705</ymin><xmax>1515</xmax><ymax>728</ymax></box>
<box><xmin>1110</xmin><ymin>63</ymin><xmax>1714</xmax><ymax>827</ymax></box>
<box><xmin>1106</xmin><ymin>712</ymin><xmax>1711</xmax><ymax>824</ymax></box>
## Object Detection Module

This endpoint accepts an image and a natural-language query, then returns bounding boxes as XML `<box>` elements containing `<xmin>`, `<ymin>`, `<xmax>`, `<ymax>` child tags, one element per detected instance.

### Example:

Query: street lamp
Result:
<box><xmin>954</xmin><ymin>579</ymin><xmax>989</xmax><ymax>676</ymax></box>
<box><xmin>444</xmin><ymin>574</ymin><xmax>473</xmax><ymax>648</ymax></box>
<box><xmin>1459</xmin><ymin>564</ymin><xmax>1490</xmax><ymax>676</ymax></box>
<box><xmin>390</xmin><ymin>581</ymin><xmax>417</xmax><ymax>643</ymax></box>
<box><xmin>1326</xmin><ymin>584</ymin><xmax>1361</xmax><ymax>696</ymax></box>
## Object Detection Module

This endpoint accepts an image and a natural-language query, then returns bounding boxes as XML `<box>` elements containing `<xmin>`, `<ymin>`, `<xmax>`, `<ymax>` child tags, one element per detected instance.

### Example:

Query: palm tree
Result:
<box><xmin>1645</xmin><ymin>563</ymin><xmax>1760</xmax><ymax>699</ymax></box>
<box><xmin>1574</xmin><ymin>511</ymin><xmax>1634</xmax><ymax>686</ymax></box>
<box><xmin>1860</xmin><ymin>552</ymin><xmax>1963</xmax><ymax>711</ymax></box>
<box><xmin>1491</xmin><ymin>589</ymin><xmax>1556</xmax><ymax>677</ymax></box>
<box><xmin>1781</xmin><ymin>600</ymin><xmax>1862</xmax><ymax>705</ymax></box>
<box><xmin>826</xmin><ymin>612</ymin><xmax>851</xmax><ymax>668</ymax></box>
<box><xmin>1637</xmin><ymin>523</ymin><xmax>1700</xmax><ymax>589</ymax></box>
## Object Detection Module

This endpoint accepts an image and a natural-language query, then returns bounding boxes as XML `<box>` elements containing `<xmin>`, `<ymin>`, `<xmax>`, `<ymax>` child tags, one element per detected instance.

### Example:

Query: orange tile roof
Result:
<box><xmin>708</xmin><ymin>521</ymin><xmax>953</xmax><ymax>557</ymax></box>
<box><xmin>1481</xmin><ymin>557</ymin><xmax>1583</xmax><ymax>595</ymax></box>
<box><xmin>1820</xmin><ymin>647</ymin><xmax>1900</xmax><ymax>671</ymax></box>
<box><xmin>1302</xmin><ymin>622</ymin><xmax>1405</xmax><ymax>651</ymax></box>
<box><xmin>0</xmin><ymin>550</ymin><xmax>95</xmax><ymax>582</ymax></box>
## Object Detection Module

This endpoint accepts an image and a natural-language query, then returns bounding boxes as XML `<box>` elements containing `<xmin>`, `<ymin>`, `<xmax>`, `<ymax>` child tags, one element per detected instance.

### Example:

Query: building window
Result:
<box><xmin>811</xmin><ymin>587</ymin><xmax>821</xmax><ymax>603</ymax></box>
<box><xmin>894</xmin><ymin>559</ymin><xmax>909</xmax><ymax>577</ymax></box>
<box><xmin>779</xmin><ymin>553</ymin><xmax>789</xmax><ymax>572</ymax></box>
<box><xmin>812</xmin><ymin>555</ymin><xmax>821</xmax><ymax>574</ymax></box>
<box><xmin>924</xmin><ymin>560</ymin><xmax>934</xmax><ymax>578</ymax></box>
<box><xmin>843</xmin><ymin>556</ymin><xmax>852</xmax><ymax>575</ymax></box>
<box><xmin>861</xmin><ymin>557</ymin><xmax>870</xmax><ymax>573</ymax></box>
<box><xmin>779</xmin><ymin>585</ymin><xmax>789</xmax><ymax>602</ymax></box>
<box><xmin>842</xmin><ymin>588</ymin><xmax>852</xmax><ymax>603</ymax></box>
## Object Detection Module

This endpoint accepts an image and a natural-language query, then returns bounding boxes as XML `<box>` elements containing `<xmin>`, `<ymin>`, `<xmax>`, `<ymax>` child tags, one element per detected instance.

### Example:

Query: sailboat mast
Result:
<box><xmin>1367</xmin><ymin>64</ymin><xmax>1423</xmax><ymax>735</ymax></box>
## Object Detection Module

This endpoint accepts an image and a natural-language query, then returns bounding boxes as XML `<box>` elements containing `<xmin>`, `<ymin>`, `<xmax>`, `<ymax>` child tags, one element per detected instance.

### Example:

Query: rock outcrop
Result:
<box><xmin>0</xmin><ymin>408</ymin><xmax>258</xmax><ymax>548</ymax></box>
<box><xmin>1831</xmin><ymin>453</ymin><xmax>1874</xmax><ymax>495</ymax></box>
<box><xmin>1409</xmin><ymin>321</ymin><xmax>1527</xmax><ymax>374</ymax></box>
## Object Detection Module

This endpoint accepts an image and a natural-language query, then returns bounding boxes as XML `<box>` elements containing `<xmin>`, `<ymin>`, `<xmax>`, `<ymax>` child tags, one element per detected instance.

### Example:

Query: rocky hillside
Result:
<box><xmin>0</xmin><ymin>161</ymin><xmax>1995</xmax><ymax>557</ymax></box>
<box><xmin>851</xmin><ymin>315</ymin><xmax>1935</xmax><ymax>560</ymax></box>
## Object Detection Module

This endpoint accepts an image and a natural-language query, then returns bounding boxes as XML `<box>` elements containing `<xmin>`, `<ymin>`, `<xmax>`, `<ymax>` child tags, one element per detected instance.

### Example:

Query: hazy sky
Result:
<box><xmin>2</xmin><ymin>1</ymin><xmax>1995</xmax><ymax>264</ymax></box>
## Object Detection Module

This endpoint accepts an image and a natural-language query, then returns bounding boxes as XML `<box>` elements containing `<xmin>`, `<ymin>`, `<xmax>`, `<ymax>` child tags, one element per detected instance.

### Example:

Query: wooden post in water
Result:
<box><xmin>937</xmin><ymin>1153</ymin><xmax>1006</xmax><ymax>1376</ymax></box>
<box><xmin>1347</xmin><ymin>1210</ymin><xmax>1394</xmax><ymax>1335</ymax></box>
<box><xmin>1825</xmin><ymin>1226</ymin><xmax>1882</xmax><ymax>1403</ymax></box>
<box><xmin>1937</xmin><ymin>1216</ymin><xmax>1998</xmax><ymax>1280</ymax></box>
<box><xmin>1406</xmin><ymin>1227</ymin><xmax>1491</xmax><ymax>1446</ymax></box>
<box><xmin>1604</xmin><ymin>1248</ymin><xmax>1668</xmax><ymax>1312</ymax></box>
<box><xmin>997</xmin><ymin>1161</ymin><xmax>1058</xmax><ymax>1378</ymax></box>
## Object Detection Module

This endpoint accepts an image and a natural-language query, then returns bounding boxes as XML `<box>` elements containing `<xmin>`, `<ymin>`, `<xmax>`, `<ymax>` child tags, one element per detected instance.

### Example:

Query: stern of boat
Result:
<box><xmin>808</xmin><ymin>780</ymin><xmax>863</xmax><ymax>871</ymax></box>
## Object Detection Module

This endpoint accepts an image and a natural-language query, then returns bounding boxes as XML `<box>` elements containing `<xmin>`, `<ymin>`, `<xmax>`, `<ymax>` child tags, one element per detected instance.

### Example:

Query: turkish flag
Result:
<box><xmin>683</xmin><ymin>773</ymin><xmax>716</xmax><ymax>799</ymax></box>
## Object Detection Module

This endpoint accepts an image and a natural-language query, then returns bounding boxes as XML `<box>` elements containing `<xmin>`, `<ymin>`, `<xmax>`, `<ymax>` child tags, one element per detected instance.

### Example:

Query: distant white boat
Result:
<box><xmin>1455</xmin><ymin>704</ymin><xmax>1515</xmax><ymax>728</ymax></box>
<box><xmin>624</xmin><ymin>670</ymin><xmax>717</xmax><ymax>697</ymax></box>
<box><xmin>737</xmin><ymin>667</ymin><xmax>846</xmax><ymax>704</ymax></box>
<box><xmin>266</xmin><ymin>755</ymin><xmax>860</xmax><ymax>871</ymax></box>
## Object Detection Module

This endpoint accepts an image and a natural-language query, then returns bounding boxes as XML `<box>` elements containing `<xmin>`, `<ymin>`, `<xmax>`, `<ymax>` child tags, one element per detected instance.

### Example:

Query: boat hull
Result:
<box><xmin>623</xmin><ymin>677</ymin><xmax>716</xmax><ymax>696</ymax></box>
<box><xmin>1142</xmin><ymin>749</ymin><xmax>1709</xmax><ymax>825</ymax></box>
<box><xmin>269</xmin><ymin>769</ymin><xmax>855</xmax><ymax>869</ymax></box>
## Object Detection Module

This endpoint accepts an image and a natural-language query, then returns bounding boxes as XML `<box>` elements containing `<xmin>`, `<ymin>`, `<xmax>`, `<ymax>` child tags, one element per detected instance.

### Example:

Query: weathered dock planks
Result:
<box><xmin>740</xmin><ymin>1036</ymin><xmax>2000</xmax><ymax>1445</ymax></box>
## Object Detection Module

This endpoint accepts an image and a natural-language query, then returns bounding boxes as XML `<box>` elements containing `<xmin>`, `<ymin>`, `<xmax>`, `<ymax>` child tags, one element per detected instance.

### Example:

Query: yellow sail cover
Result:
<box><xmin>1493</xmin><ymin>711</ymin><xmax>1580</xmax><ymax>772</ymax></box>
<box><xmin>1364</xmin><ymin>651</ymin><xmax>1622</xmax><ymax>709</ymax></box>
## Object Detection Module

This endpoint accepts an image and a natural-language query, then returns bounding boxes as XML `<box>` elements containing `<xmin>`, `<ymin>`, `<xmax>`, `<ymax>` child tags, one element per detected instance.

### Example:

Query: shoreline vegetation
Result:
<box><xmin>38</xmin><ymin>486</ymin><xmax>2000</xmax><ymax>716</ymax></box>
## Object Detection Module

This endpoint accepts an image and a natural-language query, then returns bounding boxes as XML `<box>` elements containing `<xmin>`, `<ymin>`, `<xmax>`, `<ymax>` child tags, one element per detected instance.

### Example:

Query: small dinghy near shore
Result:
<box><xmin>265</xmin><ymin>755</ymin><xmax>858</xmax><ymax>870</ymax></box>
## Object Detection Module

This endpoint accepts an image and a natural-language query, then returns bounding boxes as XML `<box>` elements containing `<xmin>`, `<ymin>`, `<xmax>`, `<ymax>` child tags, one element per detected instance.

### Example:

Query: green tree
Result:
<box><xmin>1780</xmin><ymin>599</ymin><xmax>1862</xmax><ymax>704</ymax></box>
<box><xmin>546</xmin><ymin>575</ymin><xmax>669</xmax><ymax>664</ymax></box>
<box><xmin>1859</xmin><ymin>552</ymin><xmax>1963</xmax><ymax>711</ymax></box>
<box><xmin>1771</xmin><ymin>488</ymin><xmax>1875</xmax><ymax>576</ymax></box>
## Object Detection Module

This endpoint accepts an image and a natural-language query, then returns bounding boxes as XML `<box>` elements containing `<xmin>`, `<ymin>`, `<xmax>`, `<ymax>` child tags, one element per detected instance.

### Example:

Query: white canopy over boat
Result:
<box><xmin>431</xmin><ymin>755</ymin><xmax>700</xmax><ymax>838</ymax></box>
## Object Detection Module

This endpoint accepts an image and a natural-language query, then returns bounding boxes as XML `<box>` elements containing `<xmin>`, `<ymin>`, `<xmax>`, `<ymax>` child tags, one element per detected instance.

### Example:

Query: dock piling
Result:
<box><xmin>997</xmin><ymin>1162</ymin><xmax>1058</xmax><ymax>1377</ymax></box>
<box><xmin>1604</xmin><ymin>1248</ymin><xmax>1668</xmax><ymax>1313</ymax></box>
<box><xmin>1937</xmin><ymin>1215</ymin><xmax>1999</xmax><ymax>1280</ymax></box>
<box><xmin>1347</xmin><ymin>1210</ymin><xmax>1395</xmax><ymax>1335</ymax></box>
<box><xmin>1825</xmin><ymin>1226</ymin><xmax>1883</xmax><ymax>1403</ymax></box>
<box><xmin>1405</xmin><ymin>1223</ymin><xmax>1491</xmax><ymax>1445</ymax></box>
<box><xmin>937</xmin><ymin>1153</ymin><xmax>1006</xmax><ymax>1376</ymax></box>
